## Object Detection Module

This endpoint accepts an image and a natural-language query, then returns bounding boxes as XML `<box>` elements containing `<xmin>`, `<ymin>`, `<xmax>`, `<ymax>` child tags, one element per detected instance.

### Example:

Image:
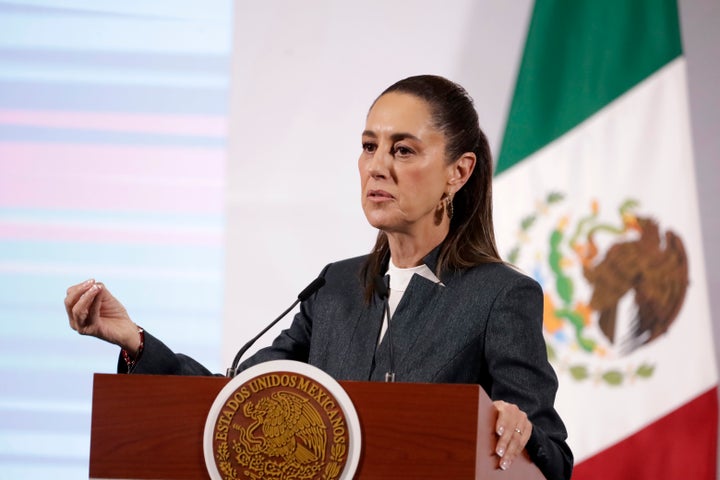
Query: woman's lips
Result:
<box><xmin>367</xmin><ymin>189</ymin><xmax>394</xmax><ymax>201</ymax></box>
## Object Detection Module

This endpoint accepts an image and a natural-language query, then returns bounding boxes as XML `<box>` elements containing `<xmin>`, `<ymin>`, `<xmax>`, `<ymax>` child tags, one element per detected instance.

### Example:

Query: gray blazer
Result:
<box><xmin>124</xmin><ymin>250</ymin><xmax>573</xmax><ymax>480</ymax></box>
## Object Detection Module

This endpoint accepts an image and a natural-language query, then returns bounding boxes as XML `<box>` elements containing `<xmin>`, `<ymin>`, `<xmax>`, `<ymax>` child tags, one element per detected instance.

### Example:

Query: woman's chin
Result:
<box><xmin>365</xmin><ymin>215</ymin><xmax>395</xmax><ymax>232</ymax></box>
<box><xmin>362</xmin><ymin>207</ymin><xmax>409</xmax><ymax>233</ymax></box>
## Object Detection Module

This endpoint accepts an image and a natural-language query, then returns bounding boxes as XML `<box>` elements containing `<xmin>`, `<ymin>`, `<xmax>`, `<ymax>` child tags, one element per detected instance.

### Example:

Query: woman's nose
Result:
<box><xmin>367</xmin><ymin>147</ymin><xmax>390</xmax><ymax>178</ymax></box>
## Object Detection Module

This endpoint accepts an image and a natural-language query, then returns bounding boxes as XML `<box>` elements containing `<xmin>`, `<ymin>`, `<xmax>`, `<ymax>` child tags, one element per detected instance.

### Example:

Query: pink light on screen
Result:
<box><xmin>0</xmin><ymin>142</ymin><xmax>225</xmax><ymax>213</ymax></box>
<box><xmin>0</xmin><ymin>109</ymin><xmax>227</xmax><ymax>138</ymax></box>
<box><xmin>0</xmin><ymin>220</ymin><xmax>222</xmax><ymax>246</ymax></box>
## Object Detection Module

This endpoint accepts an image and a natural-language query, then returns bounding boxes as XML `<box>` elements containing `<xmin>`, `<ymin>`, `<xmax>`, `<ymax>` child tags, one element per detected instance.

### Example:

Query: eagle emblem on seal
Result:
<box><xmin>208</xmin><ymin>367</ymin><xmax>355</xmax><ymax>480</ymax></box>
<box><xmin>237</xmin><ymin>391</ymin><xmax>328</xmax><ymax>464</ymax></box>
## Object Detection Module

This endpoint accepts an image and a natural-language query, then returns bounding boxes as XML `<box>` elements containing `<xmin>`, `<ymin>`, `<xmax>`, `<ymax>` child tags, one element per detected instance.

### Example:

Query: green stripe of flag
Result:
<box><xmin>496</xmin><ymin>0</ymin><xmax>682</xmax><ymax>175</ymax></box>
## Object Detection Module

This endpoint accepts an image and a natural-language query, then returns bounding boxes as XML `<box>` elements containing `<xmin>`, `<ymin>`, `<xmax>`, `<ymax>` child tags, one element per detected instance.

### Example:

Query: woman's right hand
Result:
<box><xmin>64</xmin><ymin>279</ymin><xmax>142</xmax><ymax>355</ymax></box>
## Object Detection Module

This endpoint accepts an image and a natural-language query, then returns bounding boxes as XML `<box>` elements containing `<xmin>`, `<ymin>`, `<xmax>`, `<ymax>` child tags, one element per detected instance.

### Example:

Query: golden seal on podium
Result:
<box><xmin>204</xmin><ymin>361</ymin><xmax>361</xmax><ymax>480</ymax></box>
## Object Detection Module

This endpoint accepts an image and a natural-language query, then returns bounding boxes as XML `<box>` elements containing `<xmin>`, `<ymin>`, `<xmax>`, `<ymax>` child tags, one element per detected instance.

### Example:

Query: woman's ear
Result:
<box><xmin>447</xmin><ymin>152</ymin><xmax>476</xmax><ymax>192</ymax></box>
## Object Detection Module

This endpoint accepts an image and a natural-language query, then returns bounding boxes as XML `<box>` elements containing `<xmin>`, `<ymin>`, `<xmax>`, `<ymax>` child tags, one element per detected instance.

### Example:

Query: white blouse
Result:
<box><xmin>378</xmin><ymin>258</ymin><xmax>442</xmax><ymax>344</ymax></box>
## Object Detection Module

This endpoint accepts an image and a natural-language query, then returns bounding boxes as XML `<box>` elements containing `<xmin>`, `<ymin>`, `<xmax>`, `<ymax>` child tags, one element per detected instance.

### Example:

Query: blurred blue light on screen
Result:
<box><xmin>0</xmin><ymin>1</ymin><xmax>233</xmax><ymax>478</ymax></box>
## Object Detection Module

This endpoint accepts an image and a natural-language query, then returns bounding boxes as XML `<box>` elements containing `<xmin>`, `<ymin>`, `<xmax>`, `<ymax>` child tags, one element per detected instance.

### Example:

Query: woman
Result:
<box><xmin>65</xmin><ymin>75</ymin><xmax>573</xmax><ymax>479</ymax></box>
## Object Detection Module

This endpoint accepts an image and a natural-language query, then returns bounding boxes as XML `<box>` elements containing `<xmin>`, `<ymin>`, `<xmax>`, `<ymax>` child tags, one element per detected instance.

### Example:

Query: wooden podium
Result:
<box><xmin>89</xmin><ymin>373</ymin><xmax>544</xmax><ymax>479</ymax></box>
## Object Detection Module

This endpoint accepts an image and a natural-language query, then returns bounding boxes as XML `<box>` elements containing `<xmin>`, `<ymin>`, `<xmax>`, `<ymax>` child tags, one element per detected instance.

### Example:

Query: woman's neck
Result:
<box><xmin>385</xmin><ymin>224</ymin><xmax>448</xmax><ymax>268</ymax></box>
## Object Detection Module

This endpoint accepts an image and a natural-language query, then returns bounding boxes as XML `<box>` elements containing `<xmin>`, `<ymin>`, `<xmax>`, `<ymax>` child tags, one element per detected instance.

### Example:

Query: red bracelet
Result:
<box><xmin>121</xmin><ymin>326</ymin><xmax>145</xmax><ymax>370</ymax></box>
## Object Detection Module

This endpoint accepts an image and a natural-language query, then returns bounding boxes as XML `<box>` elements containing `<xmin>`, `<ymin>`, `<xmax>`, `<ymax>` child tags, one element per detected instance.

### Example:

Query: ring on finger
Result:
<box><xmin>514</xmin><ymin>427</ymin><xmax>522</xmax><ymax>435</ymax></box>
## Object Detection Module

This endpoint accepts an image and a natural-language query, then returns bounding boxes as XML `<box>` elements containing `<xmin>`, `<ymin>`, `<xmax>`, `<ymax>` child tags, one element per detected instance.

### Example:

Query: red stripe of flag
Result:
<box><xmin>573</xmin><ymin>387</ymin><xmax>718</xmax><ymax>479</ymax></box>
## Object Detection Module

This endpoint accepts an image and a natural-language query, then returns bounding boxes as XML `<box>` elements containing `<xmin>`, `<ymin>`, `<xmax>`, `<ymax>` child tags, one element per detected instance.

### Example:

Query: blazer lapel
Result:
<box><xmin>388</xmin><ymin>275</ymin><xmax>444</xmax><ymax>374</ymax></box>
<box><xmin>361</xmin><ymin>247</ymin><xmax>449</xmax><ymax>381</ymax></box>
<box><xmin>336</xmin><ymin>295</ymin><xmax>384</xmax><ymax>380</ymax></box>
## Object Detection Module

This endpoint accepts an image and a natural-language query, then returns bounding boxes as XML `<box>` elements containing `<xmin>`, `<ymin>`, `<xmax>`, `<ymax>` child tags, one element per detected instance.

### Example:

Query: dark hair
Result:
<box><xmin>362</xmin><ymin>74</ymin><xmax>502</xmax><ymax>301</ymax></box>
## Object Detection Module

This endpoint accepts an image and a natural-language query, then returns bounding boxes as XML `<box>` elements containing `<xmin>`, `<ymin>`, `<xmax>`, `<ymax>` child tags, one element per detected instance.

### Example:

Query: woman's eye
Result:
<box><xmin>393</xmin><ymin>145</ymin><xmax>413</xmax><ymax>157</ymax></box>
<box><xmin>362</xmin><ymin>142</ymin><xmax>377</xmax><ymax>153</ymax></box>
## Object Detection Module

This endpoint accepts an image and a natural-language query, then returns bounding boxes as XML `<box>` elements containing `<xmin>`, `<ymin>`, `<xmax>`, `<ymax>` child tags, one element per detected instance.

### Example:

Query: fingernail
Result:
<box><xmin>497</xmin><ymin>426</ymin><xmax>504</xmax><ymax>435</ymax></box>
<box><xmin>500</xmin><ymin>459</ymin><xmax>510</xmax><ymax>470</ymax></box>
<box><xmin>496</xmin><ymin>447</ymin><xmax>504</xmax><ymax>457</ymax></box>
<box><xmin>83</xmin><ymin>279</ymin><xmax>94</xmax><ymax>286</ymax></box>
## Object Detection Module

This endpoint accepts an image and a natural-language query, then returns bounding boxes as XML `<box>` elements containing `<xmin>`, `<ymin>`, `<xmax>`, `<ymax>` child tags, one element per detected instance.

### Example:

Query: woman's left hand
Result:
<box><xmin>493</xmin><ymin>400</ymin><xmax>533</xmax><ymax>471</ymax></box>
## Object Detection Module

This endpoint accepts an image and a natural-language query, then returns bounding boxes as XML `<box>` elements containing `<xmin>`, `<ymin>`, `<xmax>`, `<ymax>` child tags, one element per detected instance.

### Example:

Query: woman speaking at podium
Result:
<box><xmin>65</xmin><ymin>75</ymin><xmax>573</xmax><ymax>480</ymax></box>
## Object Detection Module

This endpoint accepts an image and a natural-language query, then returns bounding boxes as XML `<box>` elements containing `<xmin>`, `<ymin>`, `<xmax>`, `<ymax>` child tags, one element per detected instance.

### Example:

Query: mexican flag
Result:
<box><xmin>493</xmin><ymin>1</ymin><xmax>718</xmax><ymax>478</ymax></box>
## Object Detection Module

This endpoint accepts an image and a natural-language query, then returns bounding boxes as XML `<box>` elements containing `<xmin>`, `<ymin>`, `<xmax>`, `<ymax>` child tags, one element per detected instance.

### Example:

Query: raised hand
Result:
<box><xmin>64</xmin><ymin>279</ymin><xmax>141</xmax><ymax>355</ymax></box>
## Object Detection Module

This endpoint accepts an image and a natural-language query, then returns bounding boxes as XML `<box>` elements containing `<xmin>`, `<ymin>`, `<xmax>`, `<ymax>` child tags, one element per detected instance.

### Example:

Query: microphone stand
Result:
<box><xmin>374</xmin><ymin>275</ymin><xmax>395</xmax><ymax>382</ymax></box>
<box><xmin>226</xmin><ymin>276</ymin><xmax>325</xmax><ymax>377</ymax></box>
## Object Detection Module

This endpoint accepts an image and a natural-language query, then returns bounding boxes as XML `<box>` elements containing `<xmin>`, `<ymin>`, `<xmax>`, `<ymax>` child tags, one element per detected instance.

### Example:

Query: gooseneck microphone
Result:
<box><xmin>226</xmin><ymin>276</ymin><xmax>326</xmax><ymax>378</ymax></box>
<box><xmin>374</xmin><ymin>275</ymin><xmax>396</xmax><ymax>382</ymax></box>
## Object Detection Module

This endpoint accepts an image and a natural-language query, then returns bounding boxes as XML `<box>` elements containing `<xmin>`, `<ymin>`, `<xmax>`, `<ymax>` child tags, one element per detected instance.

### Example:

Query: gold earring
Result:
<box><xmin>446</xmin><ymin>193</ymin><xmax>454</xmax><ymax>220</ymax></box>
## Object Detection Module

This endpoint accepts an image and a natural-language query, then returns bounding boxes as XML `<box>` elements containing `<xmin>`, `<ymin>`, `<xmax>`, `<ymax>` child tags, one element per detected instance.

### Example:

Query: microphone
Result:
<box><xmin>374</xmin><ymin>275</ymin><xmax>395</xmax><ymax>382</ymax></box>
<box><xmin>226</xmin><ymin>276</ymin><xmax>326</xmax><ymax>377</ymax></box>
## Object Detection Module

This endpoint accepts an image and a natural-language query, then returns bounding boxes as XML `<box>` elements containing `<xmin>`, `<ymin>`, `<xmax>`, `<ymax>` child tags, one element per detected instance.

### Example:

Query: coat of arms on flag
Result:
<box><xmin>507</xmin><ymin>192</ymin><xmax>688</xmax><ymax>386</ymax></box>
